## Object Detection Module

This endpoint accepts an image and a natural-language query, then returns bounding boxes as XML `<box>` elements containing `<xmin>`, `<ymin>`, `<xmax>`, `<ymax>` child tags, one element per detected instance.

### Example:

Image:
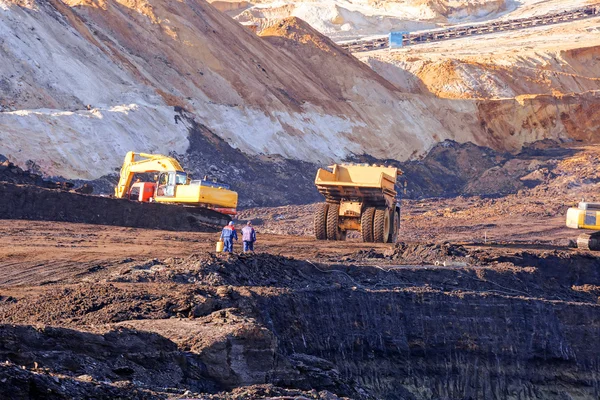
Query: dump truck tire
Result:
<box><xmin>384</xmin><ymin>209</ymin><xmax>394</xmax><ymax>243</ymax></box>
<box><xmin>314</xmin><ymin>203</ymin><xmax>328</xmax><ymax>240</ymax></box>
<box><xmin>361</xmin><ymin>207</ymin><xmax>375</xmax><ymax>242</ymax></box>
<box><xmin>326</xmin><ymin>203</ymin><xmax>343</xmax><ymax>240</ymax></box>
<box><xmin>391</xmin><ymin>210</ymin><xmax>400</xmax><ymax>243</ymax></box>
<box><xmin>373</xmin><ymin>207</ymin><xmax>390</xmax><ymax>243</ymax></box>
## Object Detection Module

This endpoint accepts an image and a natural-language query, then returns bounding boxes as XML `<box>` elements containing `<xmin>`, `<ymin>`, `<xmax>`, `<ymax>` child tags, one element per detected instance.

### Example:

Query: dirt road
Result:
<box><xmin>0</xmin><ymin>207</ymin><xmax>578</xmax><ymax>288</ymax></box>
<box><xmin>1</xmin><ymin>215</ymin><xmax>599</xmax><ymax>399</ymax></box>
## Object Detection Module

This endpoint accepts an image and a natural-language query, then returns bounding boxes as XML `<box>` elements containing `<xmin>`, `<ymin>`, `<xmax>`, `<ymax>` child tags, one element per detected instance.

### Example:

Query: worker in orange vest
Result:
<box><xmin>220</xmin><ymin>221</ymin><xmax>238</xmax><ymax>252</ymax></box>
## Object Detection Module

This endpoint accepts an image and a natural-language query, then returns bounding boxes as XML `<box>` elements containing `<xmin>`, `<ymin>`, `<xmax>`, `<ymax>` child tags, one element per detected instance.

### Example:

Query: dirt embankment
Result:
<box><xmin>3</xmin><ymin>0</ymin><xmax>595</xmax><ymax>192</ymax></box>
<box><xmin>0</xmin><ymin>183</ymin><xmax>225</xmax><ymax>232</ymax></box>
<box><xmin>359</xmin><ymin>18</ymin><xmax>600</xmax><ymax>100</ymax></box>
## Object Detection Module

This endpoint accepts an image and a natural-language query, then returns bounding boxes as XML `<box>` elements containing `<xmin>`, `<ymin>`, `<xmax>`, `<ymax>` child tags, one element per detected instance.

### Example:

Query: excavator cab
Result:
<box><xmin>156</xmin><ymin>171</ymin><xmax>188</xmax><ymax>197</ymax></box>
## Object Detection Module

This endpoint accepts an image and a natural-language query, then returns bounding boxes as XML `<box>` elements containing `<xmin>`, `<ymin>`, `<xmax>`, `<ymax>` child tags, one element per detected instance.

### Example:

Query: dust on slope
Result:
<box><xmin>224</xmin><ymin>0</ymin><xmax>512</xmax><ymax>40</ymax></box>
<box><xmin>359</xmin><ymin>18</ymin><xmax>600</xmax><ymax>99</ymax></box>
<box><xmin>0</xmin><ymin>0</ymin><xmax>483</xmax><ymax>181</ymax></box>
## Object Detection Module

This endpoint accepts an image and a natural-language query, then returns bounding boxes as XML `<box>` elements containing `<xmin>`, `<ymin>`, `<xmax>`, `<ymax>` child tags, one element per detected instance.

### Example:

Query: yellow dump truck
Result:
<box><xmin>314</xmin><ymin>163</ymin><xmax>402</xmax><ymax>243</ymax></box>
<box><xmin>566</xmin><ymin>202</ymin><xmax>600</xmax><ymax>250</ymax></box>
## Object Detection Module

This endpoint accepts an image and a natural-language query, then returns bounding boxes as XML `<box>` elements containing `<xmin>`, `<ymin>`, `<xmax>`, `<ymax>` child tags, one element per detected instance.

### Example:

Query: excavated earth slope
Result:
<box><xmin>217</xmin><ymin>0</ymin><xmax>592</xmax><ymax>40</ymax></box>
<box><xmin>358</xmin><ymin>17</ymin><xmax>600</xmax><ymax>99</ymax></box>
<box><xmin>1</xmin><ymin>0</ymin><xmax>599</xmax><ymax>207</ymax></box>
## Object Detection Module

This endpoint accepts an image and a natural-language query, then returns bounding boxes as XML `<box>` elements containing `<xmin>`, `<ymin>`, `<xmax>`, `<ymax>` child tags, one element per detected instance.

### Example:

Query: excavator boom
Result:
<box><xmin>114</xmin><ymin>151</ymin><xmax>184</xmax><ymax>198</ymax></box>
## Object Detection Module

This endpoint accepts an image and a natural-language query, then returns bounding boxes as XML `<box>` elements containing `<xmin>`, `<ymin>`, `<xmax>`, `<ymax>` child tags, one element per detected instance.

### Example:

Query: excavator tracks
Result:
<box><xmin>577</xmin><ymin>232</ymin><xmax>600</xmax><ymax>251</ymax></box>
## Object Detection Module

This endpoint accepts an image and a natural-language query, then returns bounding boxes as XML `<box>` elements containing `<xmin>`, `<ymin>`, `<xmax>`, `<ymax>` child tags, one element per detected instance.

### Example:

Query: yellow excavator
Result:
<box><xmin>566</xmin><ymin>202</ymin><xmax>600</xmax><ymax>250</ymax></box>
<box><xmin>114</xmin><ymin>151</ymin><xmax>238</xmax><ymax>220</ymax></box>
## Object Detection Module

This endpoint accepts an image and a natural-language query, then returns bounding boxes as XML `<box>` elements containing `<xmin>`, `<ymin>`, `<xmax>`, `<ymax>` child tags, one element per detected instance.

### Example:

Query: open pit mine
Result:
<box><xmin>1</xmin><ymin>0</ymin><xmax>600</xmax><ymax>399</ymax></box>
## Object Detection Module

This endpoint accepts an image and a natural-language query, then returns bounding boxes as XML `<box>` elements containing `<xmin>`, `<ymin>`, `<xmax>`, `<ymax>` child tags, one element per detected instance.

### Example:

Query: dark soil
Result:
<box><xmin>0</xmin><ymin>182</ymin><xmax>224</xmax><ymax>232</ymax></box>
<box><xmin>2</xmin><ymin>232</ymin><xmax>600</xmax><ymax>399</ymax></box>
<box><xmin>349</xmin><ymin>139</ymin><xmax>574</xmax><ymax>199</ymax></box>
<box><xmin>11</xmin><ymin>136</ymin><xmax>573</xmax><ymax>209</ymax></box>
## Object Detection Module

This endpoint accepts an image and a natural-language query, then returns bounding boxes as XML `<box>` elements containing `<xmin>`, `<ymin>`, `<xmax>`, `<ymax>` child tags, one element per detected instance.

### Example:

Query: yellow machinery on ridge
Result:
<box><xmin>115</xmin><ymin>151</ymin><xmax>238</xmax><ymax>216</ymax></box>
<box><xmin>314</xmin><ymin>163</ymin><xmax>402</xmax><ymax>243</ymax></box>
<box><xmin>566</xmin><ymin>202</ymin><xmax>600</xmax><ymax>250</ymax></box>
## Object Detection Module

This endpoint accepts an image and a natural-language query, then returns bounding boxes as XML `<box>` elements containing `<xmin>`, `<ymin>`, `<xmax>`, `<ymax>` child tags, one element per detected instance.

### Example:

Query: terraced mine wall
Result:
<box><xmin>341</xmin><ymin>5</ymin><xmax>600</xmax><ymax>52</ymax></box>
<box><xmin>250</xmin><ymin>255</ymin><xmax>600</xmax><ymax>399</ymax></box>
<box><xmin>262</xmin><ymin>289</ymin><xmax>600</xmax><ymax>398</ymax></box>
<box><xmin>35</xmin><ymin>251</ymin><xmax>596</xmax><ymax>399</ymax></box>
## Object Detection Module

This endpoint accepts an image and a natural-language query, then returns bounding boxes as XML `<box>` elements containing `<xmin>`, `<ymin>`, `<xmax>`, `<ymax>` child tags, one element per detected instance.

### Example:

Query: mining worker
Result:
<box><xmin>220</xmin><ymin>221</ymin><xmax>238</xmax><ymax>252</ymax></box>
<box><xmin>242</xmin><ymin>221</ymin><xmax>257</xmax><ymax>253</ymax></box>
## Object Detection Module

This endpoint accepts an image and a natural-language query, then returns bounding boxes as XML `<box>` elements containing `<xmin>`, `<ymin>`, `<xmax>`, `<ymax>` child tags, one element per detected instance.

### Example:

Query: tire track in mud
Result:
<box><xmin>0</xmin><ymin>259</ymin><xmax>108</xmax><ymax>287</ymax></box>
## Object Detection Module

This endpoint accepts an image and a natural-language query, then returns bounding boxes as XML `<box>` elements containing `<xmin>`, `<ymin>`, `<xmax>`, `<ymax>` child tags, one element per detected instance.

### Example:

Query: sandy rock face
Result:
<box><xmin>0</xmin><ymin>0</ymin><xmax>598</xmax><ymax>187</ymax></box>
<box><xmin>0</xmin><ymin>0</ymin><xmax>502</xmax><ymax>180</ymax></box>
<box><xmin>225</xmin><ymin>0</ymin><xmax>510</xmax><ymax>40</ymax></box>
<box><xmin>0</xmin><ymin>0</ymin><xmax>447</xmax><ymax>179</ymax></box>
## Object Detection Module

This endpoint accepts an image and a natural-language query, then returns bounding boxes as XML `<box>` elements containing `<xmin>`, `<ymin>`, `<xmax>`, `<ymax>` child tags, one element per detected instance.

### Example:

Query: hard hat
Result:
<box><xmin>228</xmin><ymin>221</ymin><xmax>234</xmax><ymax>226</ymax></box>
<box><xmin>247</xmin><ymin>221</ymin><xmax>252</xmax><ymax>225</ymax></box>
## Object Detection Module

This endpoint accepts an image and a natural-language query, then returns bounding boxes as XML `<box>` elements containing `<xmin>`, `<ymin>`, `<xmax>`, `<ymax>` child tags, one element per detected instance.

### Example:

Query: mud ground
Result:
<box><xmin>2</xmin><ymin>143</ymin><xmax>600</xmax><ymax>399</ymax></box>
<box><xmin>1</xmin><ymin>206</ymin><xmax>599</xmax><ymax>399</ymax></box>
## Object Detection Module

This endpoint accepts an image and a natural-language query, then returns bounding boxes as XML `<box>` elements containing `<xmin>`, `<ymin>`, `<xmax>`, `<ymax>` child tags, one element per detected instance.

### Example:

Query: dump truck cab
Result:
<box><xmin>314</xmin><ymin>163</ymin><xmax>402</xmax><ymax>243</ymax></box>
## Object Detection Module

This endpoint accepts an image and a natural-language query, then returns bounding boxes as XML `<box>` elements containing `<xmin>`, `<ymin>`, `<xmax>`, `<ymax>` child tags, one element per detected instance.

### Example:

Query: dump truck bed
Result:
<box><xmin>315</xmin><ymin>164</ymin><xmax>399</xmax><ymax>204</ymax></box>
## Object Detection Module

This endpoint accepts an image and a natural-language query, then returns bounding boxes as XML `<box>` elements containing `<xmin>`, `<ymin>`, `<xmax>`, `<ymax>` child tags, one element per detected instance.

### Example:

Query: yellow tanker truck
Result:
<box><xmin>314</xmin><ymin>163</ymin><xmax>402</xmax><ymax>243</ymax></box>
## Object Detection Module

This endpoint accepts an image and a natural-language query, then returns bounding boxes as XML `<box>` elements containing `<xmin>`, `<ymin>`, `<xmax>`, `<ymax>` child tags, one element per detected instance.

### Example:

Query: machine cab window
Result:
<box><xmin>175</xmin><ymin>172</ymin><xmax>188</xmax><ymax>185</ymax></box>
<box><xmin>157</xmin><ymin>172</ymin><xmax>176</xmax><ymax>197</ymax></box>
<box><xmin>128</xmin><ymin>186</ymin><xmax>141</xmax><ymax>201</ymax></box>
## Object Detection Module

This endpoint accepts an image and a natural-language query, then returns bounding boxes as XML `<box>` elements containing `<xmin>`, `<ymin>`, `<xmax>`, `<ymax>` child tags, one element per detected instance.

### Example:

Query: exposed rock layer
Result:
<box><xmin>0</xmin><ymin>0</ymin><xmax>597</xmax><ymax>197</ymax></box>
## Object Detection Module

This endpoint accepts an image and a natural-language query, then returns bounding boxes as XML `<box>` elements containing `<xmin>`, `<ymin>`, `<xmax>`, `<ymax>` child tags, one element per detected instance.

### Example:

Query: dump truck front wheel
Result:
<box><xmin>374</xmin><ymin>207</ymin><xmax>390</xmax><ymax>243</ymax></box>
<box><xmin>326</xmin><ymin>203</ymin><xmax>343</xmax><ymax>240</ymax></box>
<box><xmin>361</xmin><ymin>207</ymin><xmax>375</xmax><ymax>242</ymax></box>
<box><xmin>314</xmin><ymin>203</ymin><xmax>328</xmax><ymax>240</ymax></box>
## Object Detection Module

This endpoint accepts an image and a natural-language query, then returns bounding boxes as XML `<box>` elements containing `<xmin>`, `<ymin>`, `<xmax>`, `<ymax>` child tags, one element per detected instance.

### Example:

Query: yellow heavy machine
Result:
<box><xmin>566</xmin><ymin>202</ymin><xmax>600</xmax><ymax>250</ymax></box>
<box><xmin>314</xmin><ymin>163</ymin><xmax>402</xmax><ymax>243</ymax></box>
<box><xmin>115</xmin><ymin>152</ymin><xmax>238</xmax><ymax>220</ymax></box>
